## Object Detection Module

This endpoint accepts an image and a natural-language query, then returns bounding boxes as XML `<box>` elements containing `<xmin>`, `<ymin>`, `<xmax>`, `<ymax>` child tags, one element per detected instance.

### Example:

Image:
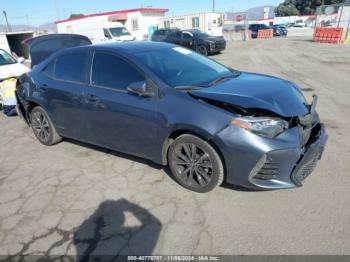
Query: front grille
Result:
<box><xmin>255</xmin><ymin>158</ymin><xmax>279</xmax><ymax>180</ymax></box>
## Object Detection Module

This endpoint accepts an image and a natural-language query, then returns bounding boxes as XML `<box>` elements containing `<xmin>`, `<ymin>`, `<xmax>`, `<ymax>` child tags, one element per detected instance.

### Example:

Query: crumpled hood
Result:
<box><xmin>189</xmin><ymin>72</ymin><xmax>309</xmax><ymax>117</ymax></box>
<box><xmin>0</xmin><ymin>63</ymin><xmax>29</xmax><ymax>80</ymax></box>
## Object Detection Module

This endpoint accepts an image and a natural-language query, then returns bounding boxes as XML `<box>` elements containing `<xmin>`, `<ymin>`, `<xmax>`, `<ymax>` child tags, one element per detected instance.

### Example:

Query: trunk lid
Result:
<box><xmin>24</xmin><ymin>34</ymin><xmax>92</xmax><ymax>68</ymax></box>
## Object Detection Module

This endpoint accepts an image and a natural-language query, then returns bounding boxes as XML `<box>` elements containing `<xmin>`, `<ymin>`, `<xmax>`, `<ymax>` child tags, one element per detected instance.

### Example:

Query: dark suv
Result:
<box><xmin>151</xmin><ymin>28</ymin><xmax>181</xmax><ymax>42</ymax></box>
<box><xmin>249</xmin><ymin>24</ymin><xmax>272</xmax><ymax>38</ymax></box>
<box><xmin>152</xmin><ymin>29</ymin><xmax>226</xmax><ymax>56</ymax></box>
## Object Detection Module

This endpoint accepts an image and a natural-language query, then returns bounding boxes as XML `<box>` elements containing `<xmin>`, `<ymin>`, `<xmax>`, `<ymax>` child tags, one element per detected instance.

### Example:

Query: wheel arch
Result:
<box><xmin>161</xmin><ymin>126</ymin><xmax>227</xmax><ymax>179</ymax></box>
<box><xmin>21</xmin><ymin>99</ymin><xmax>54</xmax><ymax>127</ymax></box>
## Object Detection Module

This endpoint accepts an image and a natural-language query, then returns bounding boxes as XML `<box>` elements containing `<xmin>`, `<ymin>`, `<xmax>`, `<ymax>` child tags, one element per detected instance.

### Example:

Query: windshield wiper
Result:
<box><xmin>207</xmin><ymin>73</ymin><xmax>240</xmax><ymax>87</ymax></box>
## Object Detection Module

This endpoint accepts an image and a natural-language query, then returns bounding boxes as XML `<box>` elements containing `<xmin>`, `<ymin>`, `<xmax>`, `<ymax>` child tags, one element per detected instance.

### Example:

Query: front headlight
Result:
<box><xmin>231</xmin><ymin>116</ymin><xmax>289</xmax><ymax>138</ymax></box>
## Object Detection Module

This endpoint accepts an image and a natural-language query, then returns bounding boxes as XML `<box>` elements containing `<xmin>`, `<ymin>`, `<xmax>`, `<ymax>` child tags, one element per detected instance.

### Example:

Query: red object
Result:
<box><xmin>248</xmin><ymin>30</ymin><xmax>252</xmax><ymax>39</ymax></box>
<box><xmin>314</xmin><ymin>27</ymin><xmax>343</xmax><ymax>44</ymax></box>
<box><xmin>257</xmin><ymin>29</ymin><xmax>273</xmax><ymax>39</ymax></box>
<box><xmin>236</xmin><ymin>15</ymin><xmax>243</xmax><ymax>22</ymax></box>
<box><xmin>55</xmin><ymin>8</ymin><xmax>169</xmax><ymax>24</ymax></box>
<box><xmin>108</xmin><ymin>13</ymin><xmax>127</xmax><ymax>21</ymax></box>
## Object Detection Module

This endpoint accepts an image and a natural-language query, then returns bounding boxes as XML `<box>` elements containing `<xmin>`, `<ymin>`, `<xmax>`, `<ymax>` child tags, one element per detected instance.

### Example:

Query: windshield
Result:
<box><xmin>0</xmin><ymin>49</ymin><xmax>16</xmax><ymax>66</ymax></box>
<box><xmin>109</xmin><ymin>27</ymin><xmax>131</xmax><ymax>37</ymax></box>
<box><xmin>133</xmin><ymin>46</ymin><xmax>238</xmax><ymax>88</ymax></box>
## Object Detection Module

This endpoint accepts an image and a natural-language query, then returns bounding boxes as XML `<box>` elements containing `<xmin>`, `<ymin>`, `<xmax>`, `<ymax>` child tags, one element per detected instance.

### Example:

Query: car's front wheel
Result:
<box><xmin>30</xmin><ymin>106</ymin><xmax>62</xmax><ymax>146</ymax></box>
<box><xmin>196</xmin><ymin>45</ymin><xmax>208</xmax><ymax>56</ymax></box>
<box><xmin>168</xmin><ymin>134</ymin><xmax>224</xmax><ymax>193</ymax></box>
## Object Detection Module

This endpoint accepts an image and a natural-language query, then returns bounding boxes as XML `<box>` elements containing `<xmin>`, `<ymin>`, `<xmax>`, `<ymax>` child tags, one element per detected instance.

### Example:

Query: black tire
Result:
<box><xmin>30</xmin><ymin>106</ymin><xmax>62</xmax><ymax>146</ymax></box>
<box><xmin>168</xmin><ymin>134</ymin><xmax>224</xmax><ymax>193</ymax></box>
<box><xmin>196</xmin><ymin>45</ymin><xmax>208</xmax><ymax>56</ymax></box>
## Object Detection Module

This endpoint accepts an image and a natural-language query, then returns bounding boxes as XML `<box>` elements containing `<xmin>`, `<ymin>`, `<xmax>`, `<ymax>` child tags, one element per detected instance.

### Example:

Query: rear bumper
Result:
<box><xmin>212</xmin><ymin>123</ymin><xmax>328</xmax><ymax>190</ymax></box>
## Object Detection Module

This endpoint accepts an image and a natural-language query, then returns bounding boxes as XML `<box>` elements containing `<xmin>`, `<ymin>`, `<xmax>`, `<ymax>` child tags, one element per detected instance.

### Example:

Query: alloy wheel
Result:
<box><xmin>197</xmin><ymin>46</ymin><xmax>208</xmax><ymax>56</ymax></box>
<box><xmin>31</xmin><ymin>111</ymin><xmax>50</xmax><ymax>143</ymax></box>
<box><xmin>172</xmin><ymin>143</ymin><xmax>213</xmax><ymax>188</ymax></box>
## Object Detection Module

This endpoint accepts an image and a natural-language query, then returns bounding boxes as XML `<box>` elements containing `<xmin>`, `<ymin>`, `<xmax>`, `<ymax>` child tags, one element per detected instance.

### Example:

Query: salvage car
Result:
<box><xmin>16</xmin><ymin>37</ymin><xmax>327</xmax><ymax>193</ymax></box>
<box><xmin>153</xmin><ymin>29</ymin><xmax>226</xmax><ymax>56</ymax></box>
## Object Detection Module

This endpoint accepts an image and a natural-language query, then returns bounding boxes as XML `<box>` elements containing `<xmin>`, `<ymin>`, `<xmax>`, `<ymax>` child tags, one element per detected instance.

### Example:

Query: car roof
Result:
<box><xmin>49</xmin><ymin>41</ymin><xmax>177</xmax><ymax>60</ymax></box>
<box><xmin>183</xmin><ymin>29</ymin><xmax>202</xmax><ymax>33</ymax></box>
<box><xmin>89</xmin><ymin>41</ymin><xmax>177</xmax><ymax>53</ymax></box>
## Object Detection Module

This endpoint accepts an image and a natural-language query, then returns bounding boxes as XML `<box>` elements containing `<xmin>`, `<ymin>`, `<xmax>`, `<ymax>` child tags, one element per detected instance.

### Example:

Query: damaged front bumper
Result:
<box><xmin>212</xmin><ymin>122</ymin><xmax>328</xmax><ymax>190</ymax></box>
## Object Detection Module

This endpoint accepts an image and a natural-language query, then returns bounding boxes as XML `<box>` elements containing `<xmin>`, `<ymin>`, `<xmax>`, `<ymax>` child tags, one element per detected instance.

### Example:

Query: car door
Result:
<box><xmin>82</xmin><ymin>51</ymin><xmax>159</xmax><ymax>158</ymax></box>
<box><xmin>181</xmin><ymin>32</ymin><xmax>195</xmax><ymax>49</ymax></box>
<box><xmin>38</xmin><ymin>50</ymin><xmax>89</xmax><ymax>139</ymax></box>
<box><xmin>166</xmin><ymin>31</ymin><xmax>181</xmax><ymax>44</ymax></box>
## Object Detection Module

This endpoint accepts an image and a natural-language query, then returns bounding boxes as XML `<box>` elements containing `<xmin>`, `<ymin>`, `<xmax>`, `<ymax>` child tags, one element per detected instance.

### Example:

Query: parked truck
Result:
<box><xmin>57</xmin><ymin>21</ymin><xmax>135</xmax><ymax>43</ymax></box>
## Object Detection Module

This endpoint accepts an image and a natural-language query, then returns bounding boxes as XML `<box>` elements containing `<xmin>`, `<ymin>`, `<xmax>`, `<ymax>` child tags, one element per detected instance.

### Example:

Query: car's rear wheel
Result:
<box><xmin>196</xmin><ymin>45</ymin><xmax>208</xmax><ymax>56</ymax></box>
<box><xmin>168</xmin><ymin>134</ymin><xmax>224</xmax><ymax>193</ymax></box>
<box><xmin>30</xmin><ymin>106</ymin><xmax>62</xmax><ymax>146</ymax></box>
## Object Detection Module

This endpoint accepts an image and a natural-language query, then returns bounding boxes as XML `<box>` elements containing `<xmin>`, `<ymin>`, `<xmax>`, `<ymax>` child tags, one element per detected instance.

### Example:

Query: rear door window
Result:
<box><xmin>54</xmin><ymin>53</ymin><xmax>88</xmax><ymax>83</ymax></box>
<box><xmin>91</xmin><ymin>52</ymin><xmax>144</xmax><ymax>91</ymax></box>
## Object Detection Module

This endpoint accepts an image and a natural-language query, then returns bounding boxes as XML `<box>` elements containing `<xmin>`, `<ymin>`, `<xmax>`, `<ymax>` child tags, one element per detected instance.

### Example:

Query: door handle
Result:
<box><xmin>86</xmin><ymin>94</ymin><xmax>99</xmax><ymax>102</ymax></box>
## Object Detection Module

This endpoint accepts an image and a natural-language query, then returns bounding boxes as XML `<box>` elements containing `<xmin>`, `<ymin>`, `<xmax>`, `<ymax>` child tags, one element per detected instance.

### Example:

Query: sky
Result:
<box><xmin>1</xmin><ymin>0</ymin><xmax>282</xmax><ymax>26</ymax></box>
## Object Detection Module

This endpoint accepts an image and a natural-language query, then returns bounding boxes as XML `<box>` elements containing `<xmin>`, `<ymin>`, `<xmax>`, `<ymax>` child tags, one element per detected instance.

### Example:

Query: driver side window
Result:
<box><xmin>182</xmin><ymin>33</ymin><xmax>193</xmax><ymax>40</ymax></box>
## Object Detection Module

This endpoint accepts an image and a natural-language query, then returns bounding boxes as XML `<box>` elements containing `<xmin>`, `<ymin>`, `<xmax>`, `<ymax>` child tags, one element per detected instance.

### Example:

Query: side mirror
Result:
<box><xmin>127</xmin><ymin>81</ymin><xmax>154</xmax><ymax>97</ymax></box>
<box><xmin>17</xmin><ymin>57</ymin><xmax>25</xmax><ymax>63</ymax></box>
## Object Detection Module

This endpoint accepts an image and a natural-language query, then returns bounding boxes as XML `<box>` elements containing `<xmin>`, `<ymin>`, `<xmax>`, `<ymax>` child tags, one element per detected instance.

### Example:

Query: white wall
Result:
<box><xmin>158</xmin><ymin>13</ymin><xmax>223</xmax><ymax>36</ymax></box>
<box><xmin>57</xmin><ymin>11</ymin><xmax>165</xmax><ymax>41</ymax></box>
<box><xmin>126</xmin><ymin>11</ymin><xmax>164</xmax><ymax>40</ymax></box>
<box><xmin>0</xmin><ymin>34</ymin><xmax>10</xmax><ymax>53</ymax></box>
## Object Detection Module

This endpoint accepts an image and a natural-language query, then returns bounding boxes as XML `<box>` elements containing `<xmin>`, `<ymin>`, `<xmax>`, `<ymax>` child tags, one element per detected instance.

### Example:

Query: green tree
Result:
<box><xmin>275</xmin><ymin>3</ymin><xmax>300</xmax><ymax>16</ymax></box>
<box><xmin>275</xmin><ymin>0</ymin><xmax>345</xmax><ymax>16</ymax></box>
<box><xmin>69</xmin><ymin>13</ymin><xmax>85</xmax><ymax>19</ymax></box>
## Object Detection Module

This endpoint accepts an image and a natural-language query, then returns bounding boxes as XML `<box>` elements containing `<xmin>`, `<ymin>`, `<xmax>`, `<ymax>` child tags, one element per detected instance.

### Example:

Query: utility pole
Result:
<box><xmin>2</xmin><ymin>11</ymin><xmax>11</xmax><ymax>32</ymax></box>
<box><xmin>212</xmin><ymin>0</ymin><xmax>215</xmax><ymax>12</ymax></box>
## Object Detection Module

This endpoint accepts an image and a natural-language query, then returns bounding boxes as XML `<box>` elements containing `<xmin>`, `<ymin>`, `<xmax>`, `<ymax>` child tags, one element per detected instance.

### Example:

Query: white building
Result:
<box><xmin>158</xmin><ymin>13</ymin><xmax>224</xmax><ymax>36</ymax></box>
<box><xmin>55</xmin><ymin>8</ymin><xmax>168</xmax><ymax>41</ymax></box>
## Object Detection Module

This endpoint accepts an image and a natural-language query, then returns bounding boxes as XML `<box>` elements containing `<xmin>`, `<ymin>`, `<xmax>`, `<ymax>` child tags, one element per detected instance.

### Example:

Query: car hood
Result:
<box><xmin>0</xmin><ymin>63</ymin><xmax>29</xmax><ymax>80</ymax></box>
<box><xmin>203</xmin><ymin>36</ymin><xmax>225</xmax><ymax>42</ymax></box>
<box><xmin>189</xmin><ymin>72</ymin><xmax>309</xmax><ymax>117</ymax></box>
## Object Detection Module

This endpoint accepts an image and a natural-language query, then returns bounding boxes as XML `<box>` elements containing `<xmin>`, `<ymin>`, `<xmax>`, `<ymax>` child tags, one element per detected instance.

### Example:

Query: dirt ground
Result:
<box><xmin>0</xmin><ymin>37</ymin><xmax>350</xmax><ymax>257</ymax></box>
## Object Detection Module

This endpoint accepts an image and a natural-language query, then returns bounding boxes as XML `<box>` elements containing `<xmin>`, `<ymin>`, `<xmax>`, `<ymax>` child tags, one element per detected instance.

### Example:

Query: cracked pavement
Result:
<box><xmin>0</xmin><ymin>37</ymin><xmax>350</xmax><ymax>257</ymax></box>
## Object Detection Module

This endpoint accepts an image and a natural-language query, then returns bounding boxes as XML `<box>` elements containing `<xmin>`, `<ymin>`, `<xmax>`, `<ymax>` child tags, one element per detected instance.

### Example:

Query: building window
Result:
<box><xmin>164</xmin><ymin>21</ymin><xmax>171</xmax><ymax>29</ymax></box>
<box><xmin>132</xmin><ymin>19</ymin><xmax>139</xmax><ymax>31</ymax></box>
<box><xmin>192</xmin><ymin>17</ymin><xmax>199</xmax><ymax>28</ymax></box>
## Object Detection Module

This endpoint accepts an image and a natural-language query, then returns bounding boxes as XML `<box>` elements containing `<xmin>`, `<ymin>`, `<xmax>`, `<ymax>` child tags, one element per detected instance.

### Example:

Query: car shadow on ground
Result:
<box><xmin>65</xmin><ymin>138</ymin><xmax>260</xmax><ymax>193</ymax></box>
<box><xmin>73</xmin><ymin>199</ymin><xmax>162</xmax><ymax>261</ymax></box>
